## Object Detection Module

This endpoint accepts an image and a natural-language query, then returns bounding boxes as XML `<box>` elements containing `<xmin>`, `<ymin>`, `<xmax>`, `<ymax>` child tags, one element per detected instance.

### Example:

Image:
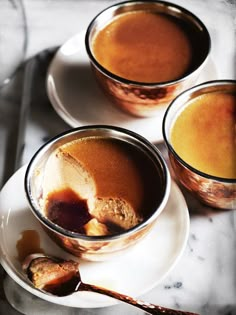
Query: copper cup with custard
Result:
<box><xmin>25</xmin><ymin>126</ymin><xmax>171</xmax><ymax>261</ymax></box>
<box><xmin>163</xmin><ymin>80</ymin><xmax>236</xmax><ymax>210</ymax></box>
<box><xmin>85</xmin><ymin>0</ymin><xmax>211</xmax><ymax>117</ymax></box>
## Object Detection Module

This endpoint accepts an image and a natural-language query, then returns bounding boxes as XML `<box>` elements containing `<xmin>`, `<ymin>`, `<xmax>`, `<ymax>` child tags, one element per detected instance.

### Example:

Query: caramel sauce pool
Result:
<box><xmin>171</xmin><ymin>92</ymin><xmax>236</xmax><ymax>179</ymax></box>
<box><xmin>46</xmin><ymin>188</ymin><xmax>92</xmax><ymax>233</ymax></box>
<box><xmin>92</xmin><ymin>11</ymin><xmax>193</xmax><ymax>83</ymax></box>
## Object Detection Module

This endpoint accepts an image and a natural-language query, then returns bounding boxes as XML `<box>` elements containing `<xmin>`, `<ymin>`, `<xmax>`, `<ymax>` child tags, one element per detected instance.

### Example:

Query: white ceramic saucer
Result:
<box><xmin>46</xmin><ymin>30</ymin><xmax>218</xmax><ymax>143</ymax></box>
<box><xmin>0</xmin><ymin>165</ymin><xmax>189</xmax><ymax>308</ymax></box>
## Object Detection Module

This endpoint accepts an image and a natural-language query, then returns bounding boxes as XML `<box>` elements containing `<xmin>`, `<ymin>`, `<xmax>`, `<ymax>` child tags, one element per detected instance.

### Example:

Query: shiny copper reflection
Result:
<box><xmin>85</xmin><ymin>1</ymin><xmax>211</xmax><ymax>117</ymax></box>
<box><xmin>93</xmin><ymin>67</ymin><xmax>199</xmax><ymax>117</ymax></box>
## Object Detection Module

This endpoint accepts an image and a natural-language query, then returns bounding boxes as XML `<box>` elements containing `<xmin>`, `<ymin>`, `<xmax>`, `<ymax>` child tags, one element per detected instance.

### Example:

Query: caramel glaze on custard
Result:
<box><xmin>92</xmin><ymin>11</ymin><xmax>193</xmax><ymax>83</ymax></box>
<box><xmin>171</xmin><ymin>92</ymin><xmax>236</xmax><ymax>179</ymax></box>
<box><xmin>63</xmin><ymin>137</ymin><xmax>162</xmax><ymax>217</ymax></box>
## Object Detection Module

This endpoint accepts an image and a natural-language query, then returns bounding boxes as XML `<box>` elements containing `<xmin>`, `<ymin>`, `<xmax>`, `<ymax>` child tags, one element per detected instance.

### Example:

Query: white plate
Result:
<box><xmin>46</xmin><ymin>31</ymin><xmax>218</xmax><ymax>143</ymax></box>
<box><xmin>0</xmin><ymin>165</ymin><xmax>189</xmax><ymax>308</ymax></box>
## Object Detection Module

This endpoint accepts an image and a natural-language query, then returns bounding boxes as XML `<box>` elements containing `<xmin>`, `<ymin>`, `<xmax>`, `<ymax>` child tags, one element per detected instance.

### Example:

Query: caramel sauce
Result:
<box><xmin>92</xmin><ymin>11</ymin><xmax>194</xmax><ymax>83</ymax></box>
<box><xmin>43</xmin><ymin>272</ymin><xmax>81</xmax><ymax>297</ymax></box>
<box><xmin>16</xmin><ymin>230</ymin><xmax>45</xmax><ymax>262</ymax></box>
<box><xmin>45</xmin><ymin>188</ymin><xmax>92</xmax><ymax>233</ymax></box>
<box><xmin>171</xmin><ymin>92</ymin><xmax>236</xmax><ymax>178</ymax></box>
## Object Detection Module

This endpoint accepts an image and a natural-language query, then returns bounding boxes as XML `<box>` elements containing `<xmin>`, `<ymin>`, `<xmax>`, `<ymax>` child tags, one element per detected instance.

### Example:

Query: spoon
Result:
<box><xmin>23</xmin><ymin>254</ymin><xmax>199</xmax><ymax>315</ymax></box>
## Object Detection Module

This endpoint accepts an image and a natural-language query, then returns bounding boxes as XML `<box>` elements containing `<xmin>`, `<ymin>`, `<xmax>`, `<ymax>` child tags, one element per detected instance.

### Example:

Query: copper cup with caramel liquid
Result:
<box><xmin>163</xmin><ymin>80</ymin><xmax>236</xmax><ymax>210</ymax></box>
<box><xmin>25</xmin><ymin>125</ymin><xmax>171</xmax><ymax>261</ymax></box>
<box><xmin>85</xmin><ymin>0</ymin><xmax>211</xmax><ymax>117</ymax></box>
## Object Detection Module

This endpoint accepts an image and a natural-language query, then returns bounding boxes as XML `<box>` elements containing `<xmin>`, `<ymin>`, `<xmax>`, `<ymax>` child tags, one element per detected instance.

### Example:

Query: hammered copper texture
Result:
<box><xmin>93</xmin><ymin>67</ymin><xmax>200</xmax><ymax>117</ymax></box>
<box><xmin>169</xmin><ymin>152</ymin><xmax>236</xmax><ymax>210</ymax></box>
<box><xmin>44</xmin><ymin>222</ymin><xmax>152</xmax><ymax>261</ymax></box>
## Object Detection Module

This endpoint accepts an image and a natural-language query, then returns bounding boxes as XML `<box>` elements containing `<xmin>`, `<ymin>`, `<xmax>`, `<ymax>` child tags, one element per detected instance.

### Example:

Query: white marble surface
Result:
<box><xmin>0</xmin><ymin>0</ymin><xmax>235</xmax><ymax>315</ymax></box>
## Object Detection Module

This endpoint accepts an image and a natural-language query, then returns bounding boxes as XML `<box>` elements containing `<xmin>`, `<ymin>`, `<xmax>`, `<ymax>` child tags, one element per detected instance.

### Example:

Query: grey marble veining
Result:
<box><xmin>0</xmin><ymin>1</ymin><xmax>235</xmax><ymax>315</ymax></box>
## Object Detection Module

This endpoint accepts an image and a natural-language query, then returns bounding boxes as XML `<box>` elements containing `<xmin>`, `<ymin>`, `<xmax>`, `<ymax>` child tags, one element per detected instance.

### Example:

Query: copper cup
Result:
<box><xmin>163</xmin><ymin>80</ymin><xmax>236</xmax><ymax>210</ymax></box>
<box><xmin>85</xmin><ymin>0</ymin><xmax>211</xmax><ymax>117</ymax></box>
<box><xmin>25</xmin><ymin>125</ymin><xmax>171</xmax><ymax>261</ymax></box>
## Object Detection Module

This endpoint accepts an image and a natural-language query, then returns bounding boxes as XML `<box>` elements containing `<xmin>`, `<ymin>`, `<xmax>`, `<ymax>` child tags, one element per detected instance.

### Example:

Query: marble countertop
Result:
<box><xmin>0</xmin><ymin>1</ymin><xmax>235</xmax><ymax>315</ymax></box>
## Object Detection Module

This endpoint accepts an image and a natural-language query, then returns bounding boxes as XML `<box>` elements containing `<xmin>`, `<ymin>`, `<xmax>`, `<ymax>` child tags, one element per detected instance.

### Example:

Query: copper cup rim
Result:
<box><xmin>25</xmin><ymin>125</ymin><xmax>171</xmax><ymax>242</ymax></box>
<box><xmin>85</xmin><ymin>0</ymin><xmax>211</xmax><ymax>87</ymax></box>
<box><xmin>162</xmin><ymin>79</ymin><xmax>236</xmax><ymax>184</ymax></box>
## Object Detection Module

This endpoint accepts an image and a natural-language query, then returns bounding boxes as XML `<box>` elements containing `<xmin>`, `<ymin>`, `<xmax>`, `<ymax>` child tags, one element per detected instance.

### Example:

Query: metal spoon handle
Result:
<box><xmin>79</xmin><ymin>282</ymin><xmax>199</xmax><ymax>315</ymax></box>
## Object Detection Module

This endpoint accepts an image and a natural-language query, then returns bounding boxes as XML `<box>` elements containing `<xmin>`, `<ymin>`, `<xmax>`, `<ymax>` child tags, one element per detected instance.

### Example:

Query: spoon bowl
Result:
<box><xmin>23</xmin><ymin>254</ymin><xmax>199</xmax><ymax>315</ymax></box>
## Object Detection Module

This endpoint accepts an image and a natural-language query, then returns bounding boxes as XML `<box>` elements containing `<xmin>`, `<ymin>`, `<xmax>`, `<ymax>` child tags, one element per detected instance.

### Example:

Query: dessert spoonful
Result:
<box><xmin>23</xmin><ymin>254</ymin><xmax>199</xmax><ymax>315</ymax></box>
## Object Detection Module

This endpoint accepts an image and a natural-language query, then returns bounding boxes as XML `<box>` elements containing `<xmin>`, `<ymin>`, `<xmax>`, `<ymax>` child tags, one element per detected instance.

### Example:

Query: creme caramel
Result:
<box><xmin>171</xmin><ymin>92</ymin><xmax>236</xmax><ymax>179</ymax></box>
<box><xmin>43</xmin><ymin>137</ymin><xmax>161</xmax><ymax>235</ymax></box>
<box><xmin>92</xmin><ymin>11</ymin><xmax>193</xmax><ymax>83</ymax></box>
